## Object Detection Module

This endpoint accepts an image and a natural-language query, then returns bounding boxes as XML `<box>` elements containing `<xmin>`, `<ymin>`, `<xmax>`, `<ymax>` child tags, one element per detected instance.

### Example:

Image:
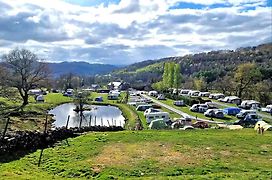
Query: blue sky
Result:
<box><xmin>0</xmin><ymin>0</ymin><xmax>271</xmax><ymax>65</ymax></box>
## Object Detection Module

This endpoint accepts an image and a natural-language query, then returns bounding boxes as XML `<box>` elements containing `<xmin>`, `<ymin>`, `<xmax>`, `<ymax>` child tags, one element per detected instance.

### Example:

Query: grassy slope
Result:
<box><xmin>0</xmin><ymin>93</ymin><xmax>73</xmax><ymax>131</ymax></box>
<box><xmin>0</xmin><ymin>129</ymin><xmax>271</xmax><ymax>179</ymax></box>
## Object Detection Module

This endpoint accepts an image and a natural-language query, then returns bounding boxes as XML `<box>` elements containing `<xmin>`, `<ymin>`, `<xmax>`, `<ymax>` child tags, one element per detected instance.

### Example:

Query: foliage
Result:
<box><xmin>1</xmin><ymin>48</ymin><xmax>49</xmax><ymax>106</ymax></box>
<box><xmin>234</xmin><ymin>63</ymin><xmax>262</xmax><ymax>98</ymax></box>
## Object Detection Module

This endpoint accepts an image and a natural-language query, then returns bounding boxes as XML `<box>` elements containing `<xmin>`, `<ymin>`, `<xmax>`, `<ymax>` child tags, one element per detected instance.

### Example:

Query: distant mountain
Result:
<box><xmin>46</xmin><ymin>61</ymin><xmax>119</xmax><ymax>77</ymax></box>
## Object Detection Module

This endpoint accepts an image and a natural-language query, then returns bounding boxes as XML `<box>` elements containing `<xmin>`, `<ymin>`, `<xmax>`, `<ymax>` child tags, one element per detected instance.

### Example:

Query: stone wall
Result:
<box><xmin>0</xmin><ymin>126</ymin><xmax>124</xmax><ymax>156</ymax></box>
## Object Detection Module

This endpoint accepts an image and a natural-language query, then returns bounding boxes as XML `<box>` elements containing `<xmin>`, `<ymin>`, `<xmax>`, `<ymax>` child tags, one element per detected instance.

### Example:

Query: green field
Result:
<box><xmin>0</xmin><ymin>129</ymin><xmax>271</xmax><ymax>179</ymax></box>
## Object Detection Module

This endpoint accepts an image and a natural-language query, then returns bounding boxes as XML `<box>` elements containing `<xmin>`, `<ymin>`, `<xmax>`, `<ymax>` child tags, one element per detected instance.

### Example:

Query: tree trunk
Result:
<box><xmin>22</xmin><ymin>93</ymin><xmax>29</xmax><ymax>106</ymax></box>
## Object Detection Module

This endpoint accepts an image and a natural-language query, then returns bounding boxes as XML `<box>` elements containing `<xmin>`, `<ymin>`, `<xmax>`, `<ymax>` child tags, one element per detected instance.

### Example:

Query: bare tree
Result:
<box><xmin>1</xmin><ymin>48</ymin><xmax>49</xmax><ymax>106</ymax></box>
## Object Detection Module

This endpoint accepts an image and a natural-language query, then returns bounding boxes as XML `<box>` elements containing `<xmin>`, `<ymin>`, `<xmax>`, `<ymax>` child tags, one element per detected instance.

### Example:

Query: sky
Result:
<box><xmin>0</xmin><ymin>0</ymin><xmax>271</xmax><ymax>65</ymax></box>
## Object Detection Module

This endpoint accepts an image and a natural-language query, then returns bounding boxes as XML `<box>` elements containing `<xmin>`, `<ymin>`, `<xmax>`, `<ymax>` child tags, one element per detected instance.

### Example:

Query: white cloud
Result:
<box><xmin>0</xmin><ymin>0</ymin><xmax>271</xmax><ymax>64</ymax></box>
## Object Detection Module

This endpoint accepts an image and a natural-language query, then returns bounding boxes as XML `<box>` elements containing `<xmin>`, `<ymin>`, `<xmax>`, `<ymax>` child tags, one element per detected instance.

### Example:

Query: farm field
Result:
<box><xmin>0</xmin><ymin>129</ymin><xmax>271</xmax><ymax>179</ymax></box>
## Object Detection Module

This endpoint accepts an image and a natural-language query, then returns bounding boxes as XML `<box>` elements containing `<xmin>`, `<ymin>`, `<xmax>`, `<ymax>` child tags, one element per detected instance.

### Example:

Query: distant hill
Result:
<box><xmin>46</xmin><ymin>61</ymin><xmax>119</xmax><ymax>77</ymax></box>
<box><xmin>114</xmin><ymin>43</ymin><xmax>272</xmax><ymax>86</ymax></box>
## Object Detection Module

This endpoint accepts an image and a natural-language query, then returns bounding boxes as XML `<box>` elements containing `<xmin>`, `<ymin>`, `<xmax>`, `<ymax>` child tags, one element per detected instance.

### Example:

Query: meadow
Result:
<box><xmin>0</xmin><ymin>129</ymin><xmax>271</xmax><ymax>179</ymax></box>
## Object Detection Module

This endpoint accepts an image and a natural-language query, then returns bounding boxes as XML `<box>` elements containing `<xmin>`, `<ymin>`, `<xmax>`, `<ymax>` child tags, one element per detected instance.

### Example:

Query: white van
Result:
<box><xmin>145</xmin><ymin>112</ymin><xmax>170</xmax><ymax>123</ymax></box>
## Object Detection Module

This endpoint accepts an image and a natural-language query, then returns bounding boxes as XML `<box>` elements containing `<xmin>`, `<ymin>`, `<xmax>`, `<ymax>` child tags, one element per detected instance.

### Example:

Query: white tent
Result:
<box><xmin>254</xmin><ymin>121</ymin><xmax>272</xmax><ymax>131</ymax></box>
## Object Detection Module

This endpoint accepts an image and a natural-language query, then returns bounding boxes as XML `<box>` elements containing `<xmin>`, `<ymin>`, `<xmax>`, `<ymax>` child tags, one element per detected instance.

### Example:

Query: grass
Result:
<box><xmin>0</xmin><ymin>93</ymin><xmax>73</xmax><ymax>131</ymax></box>
<box><xmin>0</xmin><ymin>129</ymin><xmax>271</xmax><ymax>179</ymax></box>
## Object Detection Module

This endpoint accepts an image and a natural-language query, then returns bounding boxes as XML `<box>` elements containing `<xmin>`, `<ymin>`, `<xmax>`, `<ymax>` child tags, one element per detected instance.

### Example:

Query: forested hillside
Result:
<box><xmin>114</xmin><ymin>43</ymin><xmax>271</xmax><ymax>83</ymax></box>
<box><xmin>114</xmin><ymin>43</ymin><xmax>272</xmax><ymax>104</ymax></box>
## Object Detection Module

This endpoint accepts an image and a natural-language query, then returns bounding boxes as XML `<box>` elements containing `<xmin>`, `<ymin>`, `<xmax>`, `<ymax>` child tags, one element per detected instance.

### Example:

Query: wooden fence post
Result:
<box><xmin>1</xmin><ymin>117</ymin><xmax>10</xmax><ymax>141</ymax></box>
<box><xmin>65</xmin><ymin>115</ymin><xmax>70</xmax><ymax>129</ymax></box>
<box><xmin>38</xmin><ymin>114</ymin><xmax>48</xmax><ymax>167</ymax></box>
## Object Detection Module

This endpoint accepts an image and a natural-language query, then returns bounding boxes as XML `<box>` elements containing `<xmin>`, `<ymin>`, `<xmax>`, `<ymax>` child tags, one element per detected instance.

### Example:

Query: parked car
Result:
<box><xmin>173</xmin><ymin>100</ymin><xmax>185</xmax><ymax>106</ymax></box>
<box><xmin>157</xmin><ymin>94</ymin><xmax>166</xmax><ymax>100</ymax></box>
<box><xmin>198</xmin><ymin>92</ymin><xmax>210</xmax><ymax>97</ymax></box>
<box><xmin>136</xmin><ymin>104</ymin><xmax>152</xmax><ymax>111</ymax></box>
<box><xmin>261</xmin><ymin>105</ymin><xmax>272</xmax><ymax>113</ymax></box>
<box><xmin>204</xmin><ymin>109</ymin><xmax>224</xmax><ymax>118</ymax></box>
<box><xmin>192</xmin><ymin>121</ymin><xmax>209</xmax><ymax>129</ymax></box>
<box><xmin>236</xmin><ymin>110</ymin><xmax>256</xmax><ymax>119</ymax></box>
<box><xmin>188</xmin><ymin>90</ymin><xmax>200</xmax><ymax>97</ymax></box>
<box><xmin>179</xmin><ymin>89</ymin><xmax>191</xmax><ymax>96</ymax></box>
<box><xmin>223</xmin><ymin>107</ymin><xmax>241</xmax><ymax>116</ymax></box>
<box><xmin>234</xmin><ymin>113</ymin><xmax>261</xmax><ymax>127</ymax></box>
<box><xmin>190</xmin><ymin>104</ymin><xmax>208</xmax><ymax>113</ymax></box>
<box><xmin>148</xmin><ymin>91</ymin><xmax>158</xmax><ymax>97</ymax></box>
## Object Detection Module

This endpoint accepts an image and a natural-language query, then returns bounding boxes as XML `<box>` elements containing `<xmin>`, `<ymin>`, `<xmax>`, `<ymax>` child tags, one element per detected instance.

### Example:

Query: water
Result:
<box><xmin>49</xmin><ymin>103</ymin><xmax>125</xmax><ymax>128</ymax></box>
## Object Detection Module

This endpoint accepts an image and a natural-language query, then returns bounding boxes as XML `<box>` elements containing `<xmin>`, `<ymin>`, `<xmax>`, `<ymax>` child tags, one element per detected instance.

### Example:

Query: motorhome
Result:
<box><xmin>145</xmin><ymin>112</ymin><xmax>170</xmax><ymax>123</ymax></box>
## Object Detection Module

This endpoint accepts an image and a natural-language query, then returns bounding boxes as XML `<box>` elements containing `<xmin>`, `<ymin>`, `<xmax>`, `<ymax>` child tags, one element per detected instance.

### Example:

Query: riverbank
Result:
<box><xmin>0</xmin><ymin>129</ymin><xmax>271</xmax><ymax>179</ymax></box>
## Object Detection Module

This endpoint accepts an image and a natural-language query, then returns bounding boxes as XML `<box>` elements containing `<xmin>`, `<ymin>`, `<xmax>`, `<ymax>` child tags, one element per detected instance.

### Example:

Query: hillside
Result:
<box><xmin>1</xmin><ymin>130</ymin><xmax>271</xmax><ymax>179</ymax></box>
<box><xmin>46</xmin><ymin>62</ymin><xmax>119</xmax><ymax>77</ymax></box>
<box><xmin>114</xmin><ymin>43</ymin><xmax>272</xmax><ymax>86</ymax></box>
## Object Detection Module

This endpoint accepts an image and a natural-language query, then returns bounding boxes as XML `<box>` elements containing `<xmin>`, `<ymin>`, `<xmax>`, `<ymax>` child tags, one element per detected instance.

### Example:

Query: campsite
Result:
<box><xmin>0</xmin><ymin>1</ymin><xmax>272</xmax><ymax>178</ymax></box>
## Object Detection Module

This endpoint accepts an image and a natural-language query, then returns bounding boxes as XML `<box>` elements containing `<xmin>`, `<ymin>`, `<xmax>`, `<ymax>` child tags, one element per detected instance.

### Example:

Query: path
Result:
<box><xmin>141</xmin><ymin>94</ymin><xmax>223</xmax><ymax>124</ymax></box>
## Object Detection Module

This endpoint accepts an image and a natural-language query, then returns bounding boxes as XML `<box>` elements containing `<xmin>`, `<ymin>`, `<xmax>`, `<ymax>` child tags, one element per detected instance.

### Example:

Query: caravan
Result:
<box><xmin>145</xmin><ymin>111</ymin><xmax>170</xmax><ymax>123</ymax></box>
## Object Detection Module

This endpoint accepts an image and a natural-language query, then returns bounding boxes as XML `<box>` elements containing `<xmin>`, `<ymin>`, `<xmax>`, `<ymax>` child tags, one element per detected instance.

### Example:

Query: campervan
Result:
<box><xmin>145</xmin><ymin>112</ymin><xmax>170</xmax><ymax>123</ymax></box>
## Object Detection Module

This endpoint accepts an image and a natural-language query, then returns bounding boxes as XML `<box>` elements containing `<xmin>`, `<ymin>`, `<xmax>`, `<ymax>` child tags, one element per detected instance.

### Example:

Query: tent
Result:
<box><xmin>95</xmin><ymin>96</ymin><xmax>103</xmax><ymax>102</ymax></box>
<box><xmin>254</xmin><ymin>121</ymin><xmax>272</xmax><ymax>131</ymax></box>
<box><xmin>223</xmin><ymin>107</ymin><xmax>241</xmax><ymax>116</ymax></box>
<box><xmin>149</xmin><ymin>119</ymin><xmax>168</xmax><ymax>129</ymax></box>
